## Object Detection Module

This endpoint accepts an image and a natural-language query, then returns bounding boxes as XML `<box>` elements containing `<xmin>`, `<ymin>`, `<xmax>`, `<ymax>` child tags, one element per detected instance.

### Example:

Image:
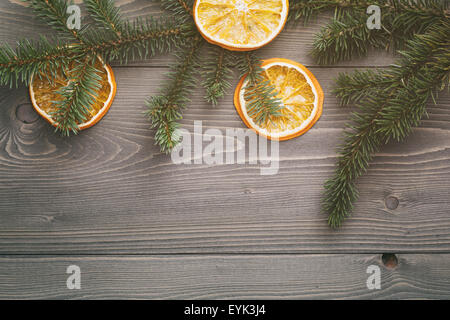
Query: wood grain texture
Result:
<box><xmin>0</xmin><ymin>0</ymin><xmax>396</xmax><ymax>67</ymax></box>
<box><xmin>0</xmin><ymin>254</ymin><xmax>449</xmax><ymax>299</ymax></box>
<box><xmin>1</xmin><ymin>67</ymin><xmax>449</xmax><ymax>254</ymax></box>
<box><xmin>1</xmin><ymin>0</ymin><xmax>450</xmax><ymax>300</ymax></box>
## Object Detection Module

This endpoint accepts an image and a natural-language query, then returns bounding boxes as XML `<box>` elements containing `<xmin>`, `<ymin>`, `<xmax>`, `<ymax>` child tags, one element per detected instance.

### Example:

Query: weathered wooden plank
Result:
<box><xmin>0</xmin><ymin>254</ymin><xmax>449</xmax><ymax>299</ymax></box>
<box><xmin>0</xmin><ymin>0</ymin><xmax>395</xmax><ymax>67</ymax></box>
<box><xmin>0</xmin><ymin>67</ymin><xmax>449</xmax><ymax>254</ymax></box>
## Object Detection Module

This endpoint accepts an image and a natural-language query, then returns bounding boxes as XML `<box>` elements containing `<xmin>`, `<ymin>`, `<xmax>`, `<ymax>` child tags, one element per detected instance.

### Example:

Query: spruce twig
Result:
<box><xmin>85</xmin><ymin>0</ymin><xmax>124</xmax><ymax>38</ymax></box>
<box><xmin>236</xmin><ymin>52</ymin><xmax>284</xmax><ymax>125</ymax></box>
<box><xmin>80</xmin><ymin>16</ymin><xmax>194</xmax><ymax>63</ymax></box>
<box><xmin>146</xmin><ymin>37</ymin><xmax>204</xmax><ymax>153</ymax></box>
<box><xmin>289</xmin><ymin>0</ymin><xmax>449</xmax><ymax>25</ymax></box>
<box><xmin>288</xmin><ymin>0</ymin><xmax>363</xmax><ymax>25</ymax></box>
<box><xmin>159</xmin><ymin>0</ymin><xmax>194</xmax><ymax>21</ymax></box>
<box><xmin>25</xmin><ymin>0</ymin><xmax>86</xmax><ymax>43</ymax></box>
<box><xmin>51</xmin><ymin>55</ymin><xmax>103</xmax><ymax>135</ymax></box>
<box><xmin>0</xmin><ymin>36</ymin><xmax>70</xmax><ymax>87</ymax></box>
<box><xmin>334</xmin><ymin>69</ymin><xmax>391</xmax><ymax>106</ymax></box>
<box><xmin>291</xmin><ymin>0</ymin><xmax>449</xmax><ymax>64</ymax></box>
<box><xmin>202</xmin><ymin>46</ymin><xmax>234</xmax><ymax>106</ymax></box>
<box><xmin>312</xmin><ymin>11</ymin><xmax>388</xmax><ymax>65</ymax></box>
<box><xmin>324</xmin><ymin>20</ymin><xmax>450</xmax><ymax>228</ymax></box>
<box><xmin>0</xmin><ymin>17</ymin><xmax>193</xmax><ymax>87</ymax></box>
<box><xmin>0</xmin><ymin>0</ymin><xmax>194</xmax><ymax>135</ymax></box>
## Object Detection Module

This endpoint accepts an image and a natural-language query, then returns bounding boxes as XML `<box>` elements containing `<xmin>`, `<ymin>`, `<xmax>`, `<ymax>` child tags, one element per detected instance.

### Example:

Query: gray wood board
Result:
<box><xmin>1</xmin><ymin>0</ymin><xmax>450</xmax><ymax>300</ymax></box>
<box><xmin>0</xmin><ymin>254</ymin><xmax>449</xmax><ymax>299</ymax></box>
<box><xmin>1</xmin><ymin>67</ymin><xmax>449</xmax><ymax>254</ymax></box>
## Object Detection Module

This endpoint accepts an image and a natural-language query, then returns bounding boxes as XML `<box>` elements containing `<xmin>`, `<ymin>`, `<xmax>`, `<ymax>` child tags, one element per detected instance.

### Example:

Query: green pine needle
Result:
<box><xmin>85</xmin><ymin>0</ymin><xmax>124</xmax><ymax>38</ymax></box>
<box><xmin>312</xmin><ymin>11</ymin><xmax>389</xmax><ymax>65</ymax></box>
<box><xmin>50</xmin><ymin>55</ymin><xmax>103</xmax><ymax>135</ymax></box>
<box><xmin>292</xmin><ymin>0</ymin><xmax>449</xmax><ymax>64</ymax></box>
<box><xmin>80</xmin><ymin>16</ymin><xmax>195</xmax><ymax>64</ymax></box>
<box><xmin>146</xmin><ymin>37</ymin><xmax>204</xmax><ymax>153</ymax></box>
<box><xmin>0</xmin><ymin>36</ymin><xmax>70</xmax><ymax>87</ymax></box>
<box><xmin>158</xmin><ymin>0</ymin><xmax>194</xmax><ymax>22</ymax></box>
<box><xmin>202</xmin><ymin>46</ymin><xmax>234</xmax><ymax>106</ymax></box>
<box><xmin>324</xmin><ymin>19</ymin><xmax>450</xmax><ymax>228</ymax></box>
<box><xmin>25</xmin><ymin>0</ymin><xmax>85</xmax><ymax>42</ymax></box>
<box><xmin>0</xmin><ymin>0</ymin><xmax>194</xmax><ymax>135</ymax></box>
<box><xmin>236</xmin><ymin>52</ymin><xmax>284</xmax><ymax>126</ymax></box>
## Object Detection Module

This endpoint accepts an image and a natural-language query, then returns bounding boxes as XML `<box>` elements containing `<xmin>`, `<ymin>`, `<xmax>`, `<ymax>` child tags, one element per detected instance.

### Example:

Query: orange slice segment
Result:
<box><xmin>234</xmin><ymin>58</ymin><xmax>324</xmax><ymax>140</ymax></box>
<box><xmin>194</xmin><ymin>0</ymin><xmax>288</xmax><ymax>51</ymax></box>
<box><xmin>29</xmin><ymin>57</ymin><xmax>116</xmax><ymax>131</ymax></box>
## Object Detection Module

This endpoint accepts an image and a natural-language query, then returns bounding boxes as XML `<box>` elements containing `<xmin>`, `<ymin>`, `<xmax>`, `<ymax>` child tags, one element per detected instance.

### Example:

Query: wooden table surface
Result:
<box><xmin>1</xmin><ymin>0</ymin><xmax>450</xmax><ymax>299</ymax></box>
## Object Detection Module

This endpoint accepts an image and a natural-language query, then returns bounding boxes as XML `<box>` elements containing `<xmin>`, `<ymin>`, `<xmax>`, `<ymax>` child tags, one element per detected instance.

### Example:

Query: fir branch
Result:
<box><xmin>0</xmin><ymin>17</ymin><xmax>192</xmax><ymax>88</ymax></box>
<box><xmin>50</xmin><ymin>55</ymin><xmax>103</xmax><ymax>135</ymax></box>
<box><xmin>0</xmin><ymin>36</ymin><xmax>70</xmax><ymax>87</ymax></box>
<box><xmin>288</xmin><ymin>0</ymin><xmax>363</xmax><ymax>25</ymax></box>
<box><xmin>335</xmin><ymin>18</ymin><xmax>450</xmax><ymax>105</ymax></box>
<box><xmin>25</xmin><ymin>0</ymin><xmax>85</xmax><ymax>43</ymax></box>
<box><xmin>236</xmin><ymin>52</ymin><xmax>284</xmax><ymax>125</ymax></box>
<box><xmin>0</xmin><ymin>3</ymin><xmax>193</xmax><ymax>136</ymax></box>
<box><xmin>334</xmin><ymin>69</ymin><xmax>390</xmax><ymax>105</ymax></box>
<box><xmin>324</xmin><ymin>95</ymin><xmax>386</xmax><ymax>228</ymax></box>
<box><xmin>289</xmin><ymin>0</ymin><xmax>449</xmax><ymax>24</ymax></box>
<box><xmin>312</xmin><ymin>11</ymin><xmax>389</xmax><ymax>65</ymax></box>
<box><xmin>324</xmin><ymin>20</ymin><xmax>450</xmax><ymax>228</ymax></box>
<box><xmin>294</xmin><ymin>0</ymin><xmax>449</xmax><ymax>64</ymax></box>
<box><xmin>146</xmin><ymin>37</ymin><xmax>204</xmax><ymax>153</ymax></box>
<box><xmin>85</xmin><ymin>0</ymin><xmax>124</xmax><ymax>38</ymax></box>
<box><xmin>202</xmin><ymin>46</ymin><xmax>234</xmax><ymax>106</ymax></box>
<box><xmin>78</xmin><ymin>16</ymin><xmax>195</xmax><ymax>63</ymax></box>
<box><xmin>159</xmin><ymin>0</ymin><xmax>194</xmax><ymax>22</ymax></box>
<box><xmin>376</xmin><ymin>30</ymin><xmax>450</xmax><ymax>141</ymax></box>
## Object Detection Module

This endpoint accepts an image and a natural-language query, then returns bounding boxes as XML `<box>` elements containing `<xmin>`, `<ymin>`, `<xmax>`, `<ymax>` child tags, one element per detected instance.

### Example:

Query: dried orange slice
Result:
<box><xmin>234</xmin><ymin>58</ymin><xmax>324</xmax><ymax>140</ymax></box>
<box><xmin>29</xmin><ymin>57</ymin><xmax>116</xmax><ymax>131</ymax></box>
<box><xmin>194</xmin><ymin>0</ymin><xmax>289</xmax><ymax>51</ymax></box>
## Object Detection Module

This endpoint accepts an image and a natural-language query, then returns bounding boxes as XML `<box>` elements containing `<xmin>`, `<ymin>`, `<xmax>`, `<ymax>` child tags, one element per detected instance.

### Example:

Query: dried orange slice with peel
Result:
<box><xmin>29</xmin><ymin>57</ymin><xmax>116</xmax><ymax>131</ymax></box>
<box><xmin>234</xmin><ymin>58</ymin><xmax>324</xmax><ymax>140</ymax></box>
<box><xmin>194</xmin><ymin>0</ymin><xmax>289</xmax><ymax>51</ymax></box>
